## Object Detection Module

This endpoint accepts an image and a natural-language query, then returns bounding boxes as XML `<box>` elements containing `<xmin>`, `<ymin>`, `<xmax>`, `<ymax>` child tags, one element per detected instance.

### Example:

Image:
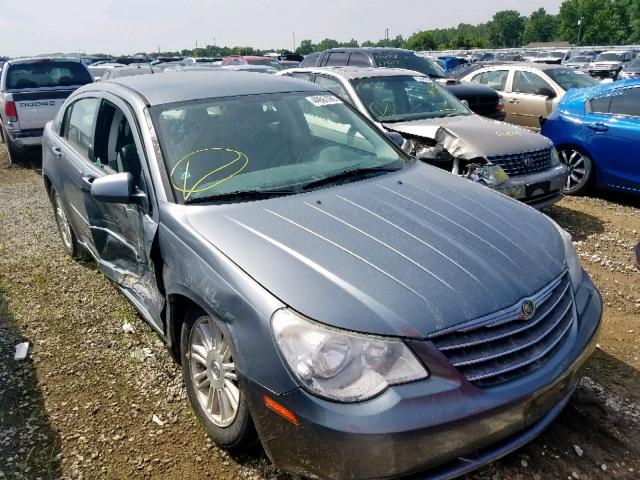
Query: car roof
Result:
<box><xmin>598</xmin><ymin>50</ymin><xmax>630</xmax><ymax>55</ymax></box>
<box><xmin>110</xmin><ymin>70</ymin><xmax>323</xmax><ymax>105</ymax></box>
<box><xmin>6</xmin><ymin>56</ymin><xmax>84</xmax><ymax>65</ymax></box>
<box><xmin>285</xmin><ymin>66</ymin><xmax>426</xmax><ymax>80</ymax></box>
<box><xmin>323</xmin><ymin>47</ymin><xmax>410</xmax><ymax>53</ymax></box>
<box><xmin>474</xmin><ymin>62</ymin><xmax>571</xmax><ymax>71</ymax></box>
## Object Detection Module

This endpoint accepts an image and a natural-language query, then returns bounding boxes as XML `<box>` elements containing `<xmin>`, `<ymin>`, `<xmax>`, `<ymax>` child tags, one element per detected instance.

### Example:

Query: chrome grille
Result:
<box><xmin>487</xmin><ymin>148</ymin><xmax>552</xmax><ymax>176</ymax></box>
<box><xmin>429</xmin><ymin>272</ymin><xmax>575</xmax><ymax>387</ymax></box>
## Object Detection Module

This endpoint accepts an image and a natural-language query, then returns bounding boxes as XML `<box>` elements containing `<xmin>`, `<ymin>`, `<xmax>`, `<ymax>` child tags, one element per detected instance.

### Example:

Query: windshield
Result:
<box><xmin>596</xmin><ymin>53</ymin><xmax>623</xmax><ymax>62</ymax></box>
<box><xmin>371</xmin><ymin>51</ymin><xmax>445</xmax><ymax>78</ymax></box>
<box><xmin>247</xmin><ymin>59</ymin><xmax>283</xmax><ymax>70</ymax></box>
<box><xmin>569</xmin><ymin>56</ymin><xmax>592</xmax><ymax>63</ymax></box>
<box><xmin>6</xmin><ymin>61</ymin><xmax>93</xmax><ymax>89</ymax></box>
<box><xmin>628</xmin><ymin>57</ymin><xmax>640</xmax><ymax>67</ymax></box>
<box><xmin>152</xmin><ymin>92</ymin><xmax>405</xmax><ymax>203</ymax></box>
<box><xmin>546</xmin><ymin>68</ymin><xmax>599</xmax><ymax>90</ymax></box>
<box><xmin>352</xmin><ymin>75</ymin><xmax>469</xmax><ymax>123</ymax></box>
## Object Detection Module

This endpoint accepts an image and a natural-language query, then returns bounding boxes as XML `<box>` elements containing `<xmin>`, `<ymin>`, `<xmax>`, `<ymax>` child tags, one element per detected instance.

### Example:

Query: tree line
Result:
<box><xmin>156</xmin><ymin>0</ymin><xmax>640</xmax><ymax>58</ymax></box>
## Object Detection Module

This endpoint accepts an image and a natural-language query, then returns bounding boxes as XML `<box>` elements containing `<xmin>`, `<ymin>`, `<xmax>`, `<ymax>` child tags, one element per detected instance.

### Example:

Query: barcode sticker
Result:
<box><xmin>306</xmin><ymin>94</ymin><xmax>343</xmax><ymax>106</ymax></box>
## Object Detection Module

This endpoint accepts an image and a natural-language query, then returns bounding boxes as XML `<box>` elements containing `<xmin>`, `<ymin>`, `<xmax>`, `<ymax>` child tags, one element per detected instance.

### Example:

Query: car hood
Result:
<box><xmin>622</xmin><ymin>66</ymin><xmax>640</xmax><ymax>73</ymax></box>
<box><xmin>383</xmin><ymin>115</ymin><xmax>551</xmax><ymax>159</ymax></box>
<box><xmin>591</xmin><ymin>61</ymin><xmax>622</xmax><ymax>67</ymax></box>
<box><xmin>185</xmin><ymin>163</ymin><xmax>565</xmax><ymax>338</ymax></box>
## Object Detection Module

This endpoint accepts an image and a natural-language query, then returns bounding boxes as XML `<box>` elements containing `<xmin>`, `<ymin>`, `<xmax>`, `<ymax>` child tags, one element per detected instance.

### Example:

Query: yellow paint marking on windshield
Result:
<box><xmin>370</xmin><ymin>101</ymin><xmax>397</xmax><ymax>118</ymax></box>
<box><xmin>169</xmin><ymin>147</ymin><xmax>249</xmax><ymax>201</ymax></box>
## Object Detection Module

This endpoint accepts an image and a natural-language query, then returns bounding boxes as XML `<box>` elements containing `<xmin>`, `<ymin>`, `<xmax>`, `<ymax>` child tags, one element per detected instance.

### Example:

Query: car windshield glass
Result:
<box><xmin>628</xmin><ymin>57</ymin><xmax>640</xmax><ymax>67</ymax></box>
<box><xmin>570</xmin><ymin>56</ymin><xmax>592</xmax><ymax>63</ymax></box>
<box><xmin>248</xmin><ymin>59</ymin><xmax>283</xmax><ymax>70</ymax></box>
<box><xmin>546</xmin><ymin>68</ymin><xmax>599</xmax><ymax>90</ymax></box>
<box><xmin>596</xmin><ymin>53</ymin><xmax>622</xmax><ymax>62</ymax></box>
<box><xmin>352</xmin><ymin>75</ymin><xmax>469</xmax><ymax>123</ymax></box>
<box><xmin>371</xmin><ymin>52</ymin><xmax>445</xmax><ymax>78</ymax></box>
<box><xmin>6</xmin><ymin>61</ymin><xmax>93</xmax><ymax>89</ymax></box>
<box><xmin>152</xmin><ymin>92</ymin><xmax>405</xmax><ymax>203</ymax></box>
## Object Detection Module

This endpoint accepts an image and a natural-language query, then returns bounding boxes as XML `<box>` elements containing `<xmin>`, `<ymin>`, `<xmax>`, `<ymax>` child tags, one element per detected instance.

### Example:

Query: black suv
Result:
<box><xmin>302</xmin><ymin>48</ymin><xmax>505</xmax><ymax>121</ymax></box>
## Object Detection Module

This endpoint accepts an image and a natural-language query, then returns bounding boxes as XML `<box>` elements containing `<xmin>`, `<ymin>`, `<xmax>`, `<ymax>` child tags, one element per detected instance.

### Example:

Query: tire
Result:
<box><xmin>558</xmin><ymin>147</ymin><xmax>593</xmax><ymax>195</ymax></box>
<box><xmin>2</xmin><ymin>127</ymin><xmax>21</xmax><ymax>164</ymax></box>
<box><xmin>180</xmin><ymin>311</ymin><xmax>255</xmax><ymax>450</ymax></box>
<box><xmin>51</xmin><ymin>187</ymin><xmax>84</xmax><ymax>258</ymax></box>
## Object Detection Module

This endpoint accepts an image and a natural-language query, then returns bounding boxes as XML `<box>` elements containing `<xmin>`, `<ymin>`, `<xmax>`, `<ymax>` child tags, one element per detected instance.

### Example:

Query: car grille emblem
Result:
<box><xmin>524</xmin><ymin>157</ymin><xmax>534</xmax><ymax>168</ymax></box>
<box><xmin>520</xmin><ymin>300</ymin><xmax>536</xmax><ymax>320</ymax></box>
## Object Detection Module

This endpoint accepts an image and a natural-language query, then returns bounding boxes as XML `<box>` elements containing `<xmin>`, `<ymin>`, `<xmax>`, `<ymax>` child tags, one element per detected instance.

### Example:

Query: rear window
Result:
<box><xmin>6</xmin><ymin>61</ymin><xmax>92</xmax><ymax>90</ymax></box>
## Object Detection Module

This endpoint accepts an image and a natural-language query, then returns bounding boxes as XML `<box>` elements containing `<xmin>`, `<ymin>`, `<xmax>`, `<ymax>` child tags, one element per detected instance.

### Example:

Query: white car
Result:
<box><xmin>588</xmin><ymin>51</ymin><xmax>634</xmax><ymax>79</ymax></box>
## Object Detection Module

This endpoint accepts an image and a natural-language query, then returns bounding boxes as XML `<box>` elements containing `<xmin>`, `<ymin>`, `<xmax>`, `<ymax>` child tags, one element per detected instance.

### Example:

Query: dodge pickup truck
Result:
<box><xmin>0</xmin><ymin>57</ymin><xmax>93</xmax><ymax>163</ymax></box>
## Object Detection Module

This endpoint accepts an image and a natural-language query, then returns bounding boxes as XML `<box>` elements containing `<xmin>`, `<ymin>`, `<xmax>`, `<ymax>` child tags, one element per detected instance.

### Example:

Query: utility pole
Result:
<box><xmin>385</xmin><ymin>28</ymin><xmax>389</xmax><ymax>45</ymax></box>
<box><xmin>576</xmin><ymin>19</ymin><xmax>583</xmax><ymax>47</ymax></box>
<box><xmin>293</xmin><ymin>32</ymin><xmax>296</xmax><ymax>52</ymax></box>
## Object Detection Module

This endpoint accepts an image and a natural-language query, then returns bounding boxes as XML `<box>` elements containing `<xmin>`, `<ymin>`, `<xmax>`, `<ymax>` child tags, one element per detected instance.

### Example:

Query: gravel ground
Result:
<box><xmin>0</xmin><ymin>146</ymin><xmax>639</xmax><ymax>480</ymax></box>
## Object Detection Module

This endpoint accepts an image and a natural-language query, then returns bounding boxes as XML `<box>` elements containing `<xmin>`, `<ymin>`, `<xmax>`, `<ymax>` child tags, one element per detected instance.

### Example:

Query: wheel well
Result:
<box><xmin>166</xmin><ymin>293</ymin><xmax>206</xmax><ymax>363</ymax></box>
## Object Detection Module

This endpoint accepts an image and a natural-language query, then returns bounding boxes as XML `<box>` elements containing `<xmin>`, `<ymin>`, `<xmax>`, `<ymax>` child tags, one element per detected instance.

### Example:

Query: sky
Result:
<box><xmin>0</xmin><ymin>0</ymin><xmax>563</xmax><ymax>57</ymax></box>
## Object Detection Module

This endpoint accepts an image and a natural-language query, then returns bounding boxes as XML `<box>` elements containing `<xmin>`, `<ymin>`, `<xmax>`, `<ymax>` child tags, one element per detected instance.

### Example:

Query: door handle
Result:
<box><xmin>587</xmin><ymin>122</ymin><xmax>609</xmax><ymax>132</ymax></box>
<box><xmin>80</xmin><ymin>175</ymin><xmax>96</xmax><ymax>193</ymax></box>
<box><xmin>508</xmin><ymin>98</ymin><xmax>519</xmax><ymax>104</ymax></box>
<box><xmin>52</xmin><ymin>146</ymin><xmax>63</xmax><ymax>158</ymax></box>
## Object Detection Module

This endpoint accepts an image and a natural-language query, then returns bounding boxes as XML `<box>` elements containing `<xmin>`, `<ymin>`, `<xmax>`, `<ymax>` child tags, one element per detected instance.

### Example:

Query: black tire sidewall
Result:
<box><xmin>561</xmin><ymin>148</ymin><xmax>593</xmax><ymax>195</ymax></box>
<box><xmin>180</xmin><ymin>311</ymin><xmax>254</xmax><ymax>450</ymax></box>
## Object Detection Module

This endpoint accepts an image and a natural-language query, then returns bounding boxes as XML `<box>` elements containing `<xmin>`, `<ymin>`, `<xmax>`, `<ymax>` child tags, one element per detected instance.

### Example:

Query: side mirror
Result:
<box><xmin>91</xmin><ymin>172</ymin><xmax>148</xmax><ymax>209</ymax></box>
<box><xmin>385</xmin><ymin>131</ymin><xmax>405</xmax><ymax>148</ymax></box>
<box><xmin>536</xmin><ymin>87</ymin><xmax>556</xmax><ymax>98</ymax></box>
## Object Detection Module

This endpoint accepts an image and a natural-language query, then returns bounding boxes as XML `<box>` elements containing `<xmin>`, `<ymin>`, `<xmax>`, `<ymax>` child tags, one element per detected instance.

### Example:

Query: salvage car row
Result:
<box><xmin>0</xmin><ymin>49</ymin><xmax>634</xmax><ymax>479</ymax></box>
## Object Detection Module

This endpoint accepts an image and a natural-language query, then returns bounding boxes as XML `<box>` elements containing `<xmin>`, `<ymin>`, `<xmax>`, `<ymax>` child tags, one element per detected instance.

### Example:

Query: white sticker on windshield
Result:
<box><xmin>306</xmin><ymin>94</ymin><xmax>342</xmax><ymax>106</ymax></box>
<box><xmin>414</xmin><ymin>77</ymin><xmax>431</xmax><ymax>83</ymax></box>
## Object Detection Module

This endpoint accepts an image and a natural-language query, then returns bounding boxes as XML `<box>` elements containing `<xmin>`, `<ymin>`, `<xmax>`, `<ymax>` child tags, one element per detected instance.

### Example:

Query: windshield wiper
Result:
<box><xmin>296</xmin><ymin>165</ymin><xmax>401</xmax><ymax>191</ymax></box>
<box><xmin>185</xmin><ymin>188</ymin><xmax>297</xmax><ymax>204</ymax></box>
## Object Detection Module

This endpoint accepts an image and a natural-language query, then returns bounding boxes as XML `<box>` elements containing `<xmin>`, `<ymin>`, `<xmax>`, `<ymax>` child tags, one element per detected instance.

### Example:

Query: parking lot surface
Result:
<box><xmin>1</xmin><ymin>148</ymin><xmax>639</xmax><ymax>480</ymax></box>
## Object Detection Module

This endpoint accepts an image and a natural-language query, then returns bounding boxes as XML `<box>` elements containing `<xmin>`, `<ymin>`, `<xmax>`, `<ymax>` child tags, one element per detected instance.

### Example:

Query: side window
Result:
<box><xmin>589</xmin><ymin>96</ymin><xmax>611</xmax><ymax>114</ymax></box>
<box><xmin>471</xmin><ymin>70</ymin><xmax>509</xmax><ymax>91</ymax></box>
<box><xmin>348</xmin><ymin>53</ymin><xmax>371</xmax><ymax>67</ymax></box>
<box><xmin>609</xmin><ymin>88</ymin><xmax>640</xmax><ymax>117</ymax></box>
<box><xmin>64</xmin><ymin>98</ymin><xmax>100</xmax><ymax>160</ymax></box>
<box><xmin>325</xmin><ymin>52</ymin><xmax>348</xmax><ymax>66</ymax></box>
<box><xmin>289</xmin><ymin>72</ymin><xmax>314</xmax><ymax>83</ymax></box>
<box><xmin>314</xmin><ymin>75</ymin><xmax>352</xmax><ymax>104</ymax></box>
<box><xmin>512</xmin><ymin>71</ymin><xmax>551</xmax><ymax>95</ymax></box>
<box><xmin>93</xmin><ymin>101</ymin><xmax>144</xmax><ymax>184</ymax></box>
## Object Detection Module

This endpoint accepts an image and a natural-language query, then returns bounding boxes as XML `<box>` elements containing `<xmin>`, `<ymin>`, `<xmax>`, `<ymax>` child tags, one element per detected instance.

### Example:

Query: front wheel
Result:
<box><xmin>181</xmin><ymin>312</ymin><xmax>254</xmax><ymax>450</ymax></box>
<box><xmin>558</xmin><ymin>147</ymin><xmax>593</xmax><ymax>195</ymax></box>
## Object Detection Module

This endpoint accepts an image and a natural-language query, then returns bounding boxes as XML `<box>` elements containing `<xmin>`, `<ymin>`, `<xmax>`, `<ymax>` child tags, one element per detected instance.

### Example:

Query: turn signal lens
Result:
<box><xmin>263</xmin><ymin>395</ymin><xmax>299</xmax><ymax>426</ymax></box>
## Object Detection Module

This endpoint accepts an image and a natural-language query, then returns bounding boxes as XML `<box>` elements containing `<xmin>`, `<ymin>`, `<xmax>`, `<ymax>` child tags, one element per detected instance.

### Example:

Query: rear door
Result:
<box><xmin>585</xmin><ymin>86</ymin><xmax>640</xmax><ymax>191</ymax></box>
<box><xmin>82</xmin><ymin>94</ymin><xmax>164</xmax><ymax>328</ymax></box>
<box><xmin>506</xmin><ymin>70</ymin><xmax>556</xmax><ymax>130</ymax></box>
<box><xmin>5</xmin><ymin>61</ymin><xmax>93</xmax><ymax>131</ymax></box>
<box><xmin>54</xmin><ymin>95</ymin><xmax>102</xmax><ymax>243</ymax></box>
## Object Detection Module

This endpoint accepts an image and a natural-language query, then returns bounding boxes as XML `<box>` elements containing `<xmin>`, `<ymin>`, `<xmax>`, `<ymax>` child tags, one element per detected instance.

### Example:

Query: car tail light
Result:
<box><xmin>5</xmin><ymin>100</ymin><xmax>17</xmax><ymax>120</ymax></box>
<box><xmin>497</xmin><ymin>96</ymin><xmax>505</xmax><ymax>110</ymax></box>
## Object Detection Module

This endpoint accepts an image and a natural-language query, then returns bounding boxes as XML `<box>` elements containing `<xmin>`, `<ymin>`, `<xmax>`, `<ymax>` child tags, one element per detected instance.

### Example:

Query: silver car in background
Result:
<box><xmin>0</xmin><ymin>57</ymin><xmax>93</xmax><ymax>162</ymax></box>
<box><xmin>281</xmin><ymin>66</ymin><xmax>568</xmax><ymax>209</ymax></box>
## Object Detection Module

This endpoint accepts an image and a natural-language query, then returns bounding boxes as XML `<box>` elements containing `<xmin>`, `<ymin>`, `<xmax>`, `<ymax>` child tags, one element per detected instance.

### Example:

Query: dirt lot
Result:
<box><xmin>1</xmin><ymin>147</ymin><xmax>639</xmax><ymax>480</ymax></box>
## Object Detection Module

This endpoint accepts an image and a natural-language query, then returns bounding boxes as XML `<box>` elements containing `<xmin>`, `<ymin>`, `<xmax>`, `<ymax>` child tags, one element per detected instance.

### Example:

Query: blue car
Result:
<box><xmin>542</xmin><ymin>79</ymin><xmax>640</xmax><ymax>195</ymax></box>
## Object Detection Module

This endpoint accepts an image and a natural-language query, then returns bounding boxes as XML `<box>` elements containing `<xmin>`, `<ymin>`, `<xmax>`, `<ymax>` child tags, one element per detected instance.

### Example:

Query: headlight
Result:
<box><xmin>550</xmin><ymin>147</ymin><xmax>561</xmax><ymax>166</ymax></box>
<box><xmin>272</xmin><ymin>309</ymin><xmax>428</xmax><ymax>402</ymax></box>
<box><xmin>550</xmin><ymin>220</ymin><xmax>583</xmax><ymax>291</ymax></box>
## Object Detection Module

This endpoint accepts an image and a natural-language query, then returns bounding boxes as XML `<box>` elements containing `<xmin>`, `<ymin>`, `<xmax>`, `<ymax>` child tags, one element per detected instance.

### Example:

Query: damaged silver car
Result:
<box><xmin>281</xmin><ymin>67</ymin><xmax>569</xmax><ymax>209</ymax></box>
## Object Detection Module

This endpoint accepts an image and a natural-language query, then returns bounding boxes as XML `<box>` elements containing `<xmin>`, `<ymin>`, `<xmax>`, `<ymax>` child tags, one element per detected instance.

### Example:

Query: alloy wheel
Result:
<box><xmin>559</xmin><ymin>149</ymin><xmax>588</xmax><ymax>192</ymax></box>
<box><xmin>189</xmin><ymin>317</ymin><xmax>240</xmax><ymax>428</ymax></box>
<box><xmin>53</xmin><ymin>191</ymin><xmax>73</xmax><ymax>252</ymax></box>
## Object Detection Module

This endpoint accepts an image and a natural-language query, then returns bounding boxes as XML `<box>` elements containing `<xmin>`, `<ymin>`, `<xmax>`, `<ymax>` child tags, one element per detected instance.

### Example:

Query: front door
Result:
<box><xmin>81</xmin><ymin>96</ymin><xmax>164</xmax><ymax>329</ymax></box>
<box><xmin>507</xmin><ymin>70</ymin><xmax>556</xmax><ymax>131</ymax></box>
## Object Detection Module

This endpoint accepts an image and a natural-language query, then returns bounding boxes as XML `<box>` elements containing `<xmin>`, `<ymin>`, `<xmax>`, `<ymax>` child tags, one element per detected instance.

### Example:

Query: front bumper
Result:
<box><xmin>247</xmin><ymin>273</ymin><xmax>602</xmax><ymax>480</ymax></box>
<box><xmin>496</xmin><ymin>164</ymin><xmax>568</xmax><ymax>209</ymax></box>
